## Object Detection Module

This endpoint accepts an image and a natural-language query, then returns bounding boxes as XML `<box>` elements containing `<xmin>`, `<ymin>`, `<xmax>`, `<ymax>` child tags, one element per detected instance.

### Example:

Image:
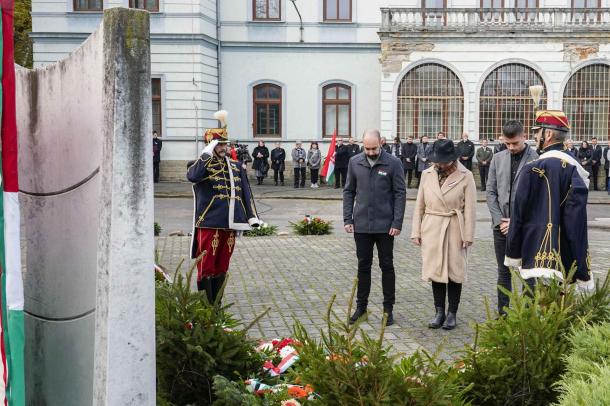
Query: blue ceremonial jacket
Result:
<box><xmin>187</xmin><ymin>153</ymin><xmax>260</xmax><ymax>258</ymax></box>
<box><xmin>505</xmin><ymin>144</ymin><xmax>591</xmax><ymax>286</ymax></box>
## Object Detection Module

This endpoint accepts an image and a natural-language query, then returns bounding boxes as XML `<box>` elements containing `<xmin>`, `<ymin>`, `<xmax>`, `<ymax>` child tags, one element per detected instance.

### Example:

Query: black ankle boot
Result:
<box><xmin>384</xmin><ymin>308</ymin><xmax>394</xmax><ymax>326</ymax></box>
<box><xmin>349</xmin><ymin>308</ymin><xmax>367</xmax><ymax>324</ymax></box>
<box><xmin>442</xmin><ymin>311</ymin><xmax>457</xmax><ymax>330</ymax></box>
<box><xmin>428</xmin><ymin>307</ymin><xmax>446</xmax><ymax>329</ymax></box>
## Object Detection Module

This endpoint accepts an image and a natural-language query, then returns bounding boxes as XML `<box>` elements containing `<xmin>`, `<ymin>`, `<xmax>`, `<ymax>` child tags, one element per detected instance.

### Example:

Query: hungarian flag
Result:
<box><xmin>320</xmin><ymin>129</ymin><xmax>337</xmax><ymax>184</ymax></box>
<box><xmin>0</xmin><ymin>1</ymin><xmax>25</xmax><ymax>404</ymax></box>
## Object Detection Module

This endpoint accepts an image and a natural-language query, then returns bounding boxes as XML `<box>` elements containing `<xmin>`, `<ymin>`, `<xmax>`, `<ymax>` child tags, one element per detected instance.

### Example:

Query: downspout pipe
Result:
<box><xmin>290</xmin><ymin>0</ymin><xmax>304</xmax><ymax>43</ymax></box>
<box><xmin>216</xmin><ymin>0</ymin><xmax>222</xmax><ymax>108</ymax></box>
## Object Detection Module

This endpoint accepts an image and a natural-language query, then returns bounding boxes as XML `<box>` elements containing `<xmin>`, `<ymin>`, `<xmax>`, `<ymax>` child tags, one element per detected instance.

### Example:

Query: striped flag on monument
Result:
<box><xmin>320</xmin><ymin>129</ymin><xmax>337</xmax><ymax>185</ymax></box>
<box><xmin>0</xmin><ymin>0</ymin><xmax>26</xmax><ymax>404</ymax></box>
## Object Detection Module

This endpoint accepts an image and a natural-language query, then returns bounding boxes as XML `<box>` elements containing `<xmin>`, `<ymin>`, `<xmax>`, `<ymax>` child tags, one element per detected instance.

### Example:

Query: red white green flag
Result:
<box><xmin>320</xmin><ymin>129</ymin><xmax>337</xmax><ymax>184</ymax></box>
<box><xmin>0</xmin><ymin>0</ymin><xmax>25</xmax><ymax>404</ymax></box>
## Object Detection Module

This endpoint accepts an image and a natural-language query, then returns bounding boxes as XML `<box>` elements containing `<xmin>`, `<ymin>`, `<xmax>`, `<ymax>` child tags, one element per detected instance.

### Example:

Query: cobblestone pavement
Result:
<box><xmin>156</xmin><ymin>235</ymin><xmax>610</xmax><ymax>359</ymax></box>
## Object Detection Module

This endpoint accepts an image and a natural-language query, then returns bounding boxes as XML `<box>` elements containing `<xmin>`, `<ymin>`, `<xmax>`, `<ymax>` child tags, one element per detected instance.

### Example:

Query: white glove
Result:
<box><xmin>202</xmin><ymin>139</ymin><xmax>219</xmax><ymax>156</ymax></box>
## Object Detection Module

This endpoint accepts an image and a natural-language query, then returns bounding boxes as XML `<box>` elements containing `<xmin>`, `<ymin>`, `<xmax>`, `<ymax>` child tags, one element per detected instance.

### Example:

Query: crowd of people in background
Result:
<box><xmin>155</xmin><ymin>130</ymin><xmax>610</xmax><ymax>192</ymax></box>
<box><xmin>233</xmin><ymin>133</ymin><xmax>610</xmax><ymax>192</ymax></box>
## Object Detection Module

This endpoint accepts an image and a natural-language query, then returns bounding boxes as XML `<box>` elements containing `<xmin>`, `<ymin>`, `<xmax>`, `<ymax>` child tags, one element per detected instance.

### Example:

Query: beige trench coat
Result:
<box><xmin>411</xmin><ymin>162</ymin><xmax>477</xmax><ymax>284</ymax></box>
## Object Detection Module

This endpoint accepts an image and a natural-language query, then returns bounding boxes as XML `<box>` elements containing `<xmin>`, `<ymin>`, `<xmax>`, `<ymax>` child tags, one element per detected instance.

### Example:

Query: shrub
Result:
<box><xmin>554</xmin><ymin>322</ymin><xmax>610</xmax><ymax>405</ymax></box>
<box><xmin>290</xmin><ymin>216</ymin><xmax>332</xmax><ymax>236</ymax></box>
<box><xmin>156</xmin><ymin>261</ymin><xmax>266</xmax><ymax>405</ymax></box>
<box><xmin>154</xmin><ymin>222</ymin><xmax>162</xmax><ymax>236</ymax></box>
<box><xmin>457</xmin><ymin>268</ymin><xmax>610</xmax><ymax>406</ymax></box>
<box><xmin>244</xmin><ymin>223</ymin><xmax>278</xmax><ymax>237</ymax></box>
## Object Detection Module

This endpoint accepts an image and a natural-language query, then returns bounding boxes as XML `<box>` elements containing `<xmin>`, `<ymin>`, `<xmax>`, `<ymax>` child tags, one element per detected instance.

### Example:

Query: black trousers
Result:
<box><xmin>273</xmin><ymin>169</ymin><xmax>284</xmax><ymax>184</ymax></box>
<box><xmin>354</xmin><ymin>233</ymin><xmax>395</xmax><ymax>310</ymax></box>
<box><xmin>479</xmin><ymin>165</ymin><xmax>489</xmax><ymax>191</ymax></box>
<box><xmin>294</xmin><ymin>167</ymin><xmax>306</xmax><ymax>187</ymax></box>
<box><xmin>592</xmin><ymin>164</ymin><xmax>600</xmax><ymax>190</ymax></box>
<box><xmin>310</xmin><ymin>168</ymin><xmax>319</xmax><ymax>184</ymax></box>
<box><xmin>432</xmin><ymin>280</ymin><xmax>462</xmax><ymax>313</ymax></box>
<box><xmin>153</xmin><ymin>160</ymin><xmax>160</xmax><ymax>183</ymax></box>
<box><xmin>335</xmin><ymin>167</ymin><xmax>347</xmax><ymax>188</ymax></box>
<box><xmin>405</xmin><ymin>169</ymin><xmax>414</xmax><ymax>188</ymax></box>
<box><xmin>606</xmin><ymin>168</ymin><xmax>609</xmax><ymax>191</ymax></box>
<box><xmin>493</xmin><ymin>228</ymin><xmax>536</xmax><ymax>314</ymax></box>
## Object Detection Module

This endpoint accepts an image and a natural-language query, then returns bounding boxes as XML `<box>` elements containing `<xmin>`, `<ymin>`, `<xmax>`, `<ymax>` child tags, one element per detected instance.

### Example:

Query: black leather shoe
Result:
<box><xmin>442</xmin><ymin>311</ymin><xmax>457</xmax><ymax>330</ymax></box>
<box><xmin>384</xmin><ymin>311</ymin><xmax>394</xmax><ymax>326</ymax></box>
<box><xmin>428</xmin><ymin>307</ymin><xmax>446</xmax><ymax>329</ymax></box>
<box><xmin>349</xmin><ymin>308</ymin><xmax>367</xmax><ymax>324</ymax></box>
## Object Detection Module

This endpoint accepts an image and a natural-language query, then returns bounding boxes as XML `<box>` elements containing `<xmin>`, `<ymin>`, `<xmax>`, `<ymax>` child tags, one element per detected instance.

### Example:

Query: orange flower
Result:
<box><xmin>287</xmin><ymin>386</ymin><xmax>308</xmax><ymax>398</ymax></box>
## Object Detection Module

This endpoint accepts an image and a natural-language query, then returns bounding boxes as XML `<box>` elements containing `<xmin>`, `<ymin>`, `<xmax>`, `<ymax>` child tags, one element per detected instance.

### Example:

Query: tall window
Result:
<box><xmin>479</xmin><ymin>63</ymin><xmax>546</xmax><ymax>140</ymax></box>
<box><xmin>572</xmin><ymin>0</ymin><xmax>601</xmax><ymax>20</ymax></box>
<box><xmin>254</xmin><ymin>0</ymin><xmax>281</xmax><ymax>20</ymax></box>
<box><xmin>323</xmin><ymin>84</ymin><xmax>351</xmax><ymax>138</ymax></box>
<box><xmin>480</xmin><ymin>0</ymin><xmax>539</xmax><ymax>21</ymax></box>
<box><xmin>422</xmin><ymin>0</ymin><xmax>447</xmax><ymax>26</ymax></box>
<box><xmin>563</xmin><ymin>64</ymin><xmax>610</xmax><ymax>142</ymax></box>
<box><xmin>324</xmin><ymin>0</ymin><xmax>352</xmax><ymax>22</ymax></box>
<box><xmin>396</xmin><ymin>63</ymin><xmax>464</xmax><ymax>140</ymax></box>
<box><xmin>129</xmin><ymin>0</ymin><xmax>159</xmax><ymax>12</ymax></box>
<box><xmin>254</xmin><ymin>84</ymin><xmax>282</xmax><ymax>137</ymax></box>
<box><xmin>73</xmin><ymin>0</ymin><xmax>102</xmax><ymax>11</ymax></box>
<box><xmin>152</xmin><ymin>78</ymin><xmax>162</xmax><ymax>135</ymax></box>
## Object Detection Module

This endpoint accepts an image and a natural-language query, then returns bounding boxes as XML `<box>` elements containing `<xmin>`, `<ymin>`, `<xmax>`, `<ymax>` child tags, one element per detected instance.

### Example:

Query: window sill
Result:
<box><xmin>68</xmin><ymin>10</ymin><xmax>103</xmax><ymax>14</ymax></box>
<box><xmin>248</xmin><ymin>20</ymin><xmax>286</xmax><ymax>24</ymax></box>
<box><xmin>321</xmin><ymin>20</ymin><xmax>355</xmax><ymax>25</ymax></box>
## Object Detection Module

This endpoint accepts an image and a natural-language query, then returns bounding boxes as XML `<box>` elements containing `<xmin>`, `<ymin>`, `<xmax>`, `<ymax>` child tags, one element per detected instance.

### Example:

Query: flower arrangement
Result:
<box><xmin>244</xmin><ymin>222</ymin><xmax>278</xmax><ymax>237</ymax></box>
<box><xmin>290</xmin><ymin>215</ymin><xmax>332</xmax><ymax>236</ymax></box>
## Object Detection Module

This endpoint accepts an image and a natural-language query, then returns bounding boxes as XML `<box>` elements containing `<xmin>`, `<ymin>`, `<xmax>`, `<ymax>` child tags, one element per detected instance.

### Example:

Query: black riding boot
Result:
<box><xmin>211</xmin><ymin>273</ymin><xmax>227</xmax><ymax>305</ymax></box>
<box><xmin>197</xmin><ymin>278</ymin><xmax>215</xmax><ymax>304</ymax></box>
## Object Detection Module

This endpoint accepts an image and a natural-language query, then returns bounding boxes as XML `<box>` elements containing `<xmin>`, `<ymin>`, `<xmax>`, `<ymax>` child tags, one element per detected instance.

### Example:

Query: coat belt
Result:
<box><xmin>424</xmin><ymin>209</ymin><xmax>466</xmax><ymax>242</ymax></box>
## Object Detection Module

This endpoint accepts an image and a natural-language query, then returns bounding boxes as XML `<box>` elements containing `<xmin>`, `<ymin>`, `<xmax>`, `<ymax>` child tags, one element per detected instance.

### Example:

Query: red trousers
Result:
<box><xmin>195</xmin><ymin>228</ymin><xmax>236</xmax><ymax>280</ymax></box>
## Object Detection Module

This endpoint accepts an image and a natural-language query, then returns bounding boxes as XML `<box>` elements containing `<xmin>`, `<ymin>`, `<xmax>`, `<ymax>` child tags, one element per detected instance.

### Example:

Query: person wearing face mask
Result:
<box><xmin>343</xmin><ymin>129</ymin><xmax>406</xmax><ymax>327</ymax></box>
<box><xmin>505</xmin><ymin>110</ymin><xmax>593</xmax><ymax>293</ymax></box>
<box><xmin>187</xmin><ymin>111</ymin><xmax>261</xmax><ymax>304</ymax></box>
<box><xmin>411</xmin><ymin>139</ymin><xmax>477</xmax><ymax>330</ymax></box>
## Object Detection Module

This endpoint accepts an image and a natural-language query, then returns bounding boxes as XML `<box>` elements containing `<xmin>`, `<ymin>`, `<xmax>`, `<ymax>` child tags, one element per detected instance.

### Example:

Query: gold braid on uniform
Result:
<box><xmin>227</xmin><ymin>232</ymin><xmax>235</xmax><ymax>253</ymax></box>
<box><xmin>211</xmin><ymin>229</ymin><xmax>220</xmax><ymax>256</ymax></box>
<box><xmin>532</xmin><ymin>167</ymin><xmax>561</xmax><ymax>270</ymax></box>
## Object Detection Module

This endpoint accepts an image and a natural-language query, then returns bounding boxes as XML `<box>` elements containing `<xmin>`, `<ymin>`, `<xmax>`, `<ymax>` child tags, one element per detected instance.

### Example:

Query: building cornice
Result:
<box><xmin>30</xmin><ymin>32</ymin><xmax>219</xmax><ymax>46</ymax></box>
<box><xmin>378</xmin><ymin>31</ymin><xmax>610</xmax><ymax>42</ymax></box>
<box><xmin>221</xmin><ymin>41</ymin><xmax>380</xmax><ymax>50</ymax></box>
<box><xmin>31</xmin><ymin>11</ymin><xmax>217</xmax><ymax>25</ymax></box>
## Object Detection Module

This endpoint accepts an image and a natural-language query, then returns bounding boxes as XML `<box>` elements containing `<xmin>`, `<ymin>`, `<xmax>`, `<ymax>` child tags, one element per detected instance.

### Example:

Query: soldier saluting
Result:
<box><xmin>187</xmin><ymin>110</ymin><xmax>261</xmax><ymax>303</ymax></box>
<box><xmin>505</xmin><ymin>110</ymin><xmax>593</xmax><ymax>292</ymax></box>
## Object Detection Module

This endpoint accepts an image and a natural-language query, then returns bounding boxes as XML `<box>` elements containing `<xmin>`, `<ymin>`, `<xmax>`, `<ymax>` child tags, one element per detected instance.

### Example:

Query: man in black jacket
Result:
<box><xmin>153</xmin><ymin>130</ymin><xmax>162</xmax><ymax>183</ymax></box>
<box><xmin>604</xmin><ymin>144</ymin><xmax>610</xmax><ymax>192</ymax></box>
<box><xmin>347</xmin><ymin>137</ymin><xmax>361</xmax><ymax>158</ymax></box>
<box><xmin>270</xmin><ymin>142</ymin><xmax>286</xmax><ymax>186</ymax></box>
<box><xmin>343</xmin><ymin>129</ymin><xmax>406</xmax><ymax>326</ymax></box>
<box><xmin>457</xmin><ymin>132</ymin><xmax>475</xmax><ymax>171</ymax></box>
<box><xmin>402</xmin><ymin>136</ymin><xmax>418</xmax><ymax>188</ymax></box>
<box><xmin>334</xmin><ymin>138</ymin><xmax>350</xmax><ymax>188</ymax></box>
<box><xmin>591</xmin><ymin>137</ymin><xmax>603</xmax><ymax>191</ymax></box>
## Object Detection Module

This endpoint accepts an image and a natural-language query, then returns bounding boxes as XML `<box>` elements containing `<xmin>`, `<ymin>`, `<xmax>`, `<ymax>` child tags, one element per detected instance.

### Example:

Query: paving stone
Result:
<box><xmin>156</xmin><ymin>235</ymin><xmax>610</xmax><ymax>359</ymax></box>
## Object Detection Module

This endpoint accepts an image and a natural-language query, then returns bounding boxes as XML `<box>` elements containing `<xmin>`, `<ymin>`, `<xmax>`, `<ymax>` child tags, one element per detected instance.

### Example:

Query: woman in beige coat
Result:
<box><xmin>411</xmin><ymin>139</ymin><xmax>477</xmax><ymax>330</ymax></box>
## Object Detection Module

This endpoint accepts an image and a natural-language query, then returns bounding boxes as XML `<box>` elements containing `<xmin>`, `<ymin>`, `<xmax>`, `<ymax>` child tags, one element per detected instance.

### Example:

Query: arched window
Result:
<box><xmin>479</xmin><ymin>63</ymin><xmax>546</xmax><ymax>140</ymax></box>
<box><xmin>253</xmin><ymin>83</ymin><xmax>282</xmax><ymax>137</ymax></box>
<box><xmin>322</xmin><ymin>83</ymin><xmax>351</xmax><ymax>138</ymax></box>
<box><xmin>396</xmin><ymin>63</ymin><xmax>464</xmax><ymax>139</ymax></box>
<box><xmin>563</xmin><ymin>63</ymin><xmax>610</xmax><ymax>142</ymax></box>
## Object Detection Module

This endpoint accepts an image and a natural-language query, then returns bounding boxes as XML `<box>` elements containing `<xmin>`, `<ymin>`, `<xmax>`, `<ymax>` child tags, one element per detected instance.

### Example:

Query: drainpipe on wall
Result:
<box><xmin>216</xmin><ymin>0</ymin><xmax>222</xmax><ymax>109</ymax></box>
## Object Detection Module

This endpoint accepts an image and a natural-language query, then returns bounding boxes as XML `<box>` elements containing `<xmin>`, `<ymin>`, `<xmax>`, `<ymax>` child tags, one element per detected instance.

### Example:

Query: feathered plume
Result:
<box><xmin>529</xmin><ymin>85</ymin><xmax>544</xmax><ymax>110</ymax></box>
<box><xmin>214</xmin><ymin>110</ymin><xmax>228</xmax><ymax>128</ymax></box>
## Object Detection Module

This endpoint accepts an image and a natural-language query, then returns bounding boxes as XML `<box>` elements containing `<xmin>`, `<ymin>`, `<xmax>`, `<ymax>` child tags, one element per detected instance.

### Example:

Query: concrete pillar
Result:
<box><xmin>93</xmin><ymin>8</ymin><xmax>155</xmax><ymax>405</ymax></box>
<box><xmin>16</xmin><ymin>8</ymin><xmax>154</xmax><ymax>405</ymax></box>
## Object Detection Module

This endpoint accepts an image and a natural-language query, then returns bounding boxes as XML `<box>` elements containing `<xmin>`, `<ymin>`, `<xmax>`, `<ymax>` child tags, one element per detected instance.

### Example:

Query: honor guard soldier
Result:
<box><xmin>505</xmin><ymin>110</ymin><xmax>593</xmax><ymax>292</ymax></box>
<box><xmin>187</xmin><ymin>110</ymin><xmax>261</xmax><ymax>303</ymax></box>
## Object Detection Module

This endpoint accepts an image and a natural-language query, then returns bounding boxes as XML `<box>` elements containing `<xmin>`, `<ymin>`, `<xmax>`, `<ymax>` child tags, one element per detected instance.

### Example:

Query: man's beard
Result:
<box><xmin>536</xmin><ymin>136</ymin><xmax>545</xmax><ymax>153</ymax></box>
<box><xmin>367</xmin><ymin>153</ymin><xmax>379</xmax><ymax>160</ymax></box>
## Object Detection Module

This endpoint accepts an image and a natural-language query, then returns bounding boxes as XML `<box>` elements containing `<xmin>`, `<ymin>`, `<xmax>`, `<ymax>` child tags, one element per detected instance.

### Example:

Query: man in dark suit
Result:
<box><xmin>457</xmin><ymin>132</ymin><xmax>475</xmax><ymax>171</ymax></box>
<box><xmin>380</xmin><ymin>136</ymin><xmax>392</xmax><ymax>154</ymax></box>
<box><xmin>604</xmin><ymin>143</ymin><xmax>610</xmax><ymax>195</ymax></box>
<box><xmin>334</xmin><ymin>138</ymin><xmax>350</xmax><ymax>188</ymax></box>
<box><xmin>476</xmin><ymin>139</ymin><xmax>493</xmax><ymax>191</ymax></box>
<box><xmin>347</xmin><ymin>137</ymin><xmax>361</xmax><ymax>158</ymax></box>
<box><xmin>402</xmin><ymin>136</ymin><xmax>418</xmax><ymax>188</ymax></box>
<box><xmin>152</xmin><ymin>130</ymin><xmax>162</xmax><ymax>183</ymax></box>
<box><xmin>591</xmin><ymin>137</ymin><xmax>603</xmax><ymax>191</ymax></box>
